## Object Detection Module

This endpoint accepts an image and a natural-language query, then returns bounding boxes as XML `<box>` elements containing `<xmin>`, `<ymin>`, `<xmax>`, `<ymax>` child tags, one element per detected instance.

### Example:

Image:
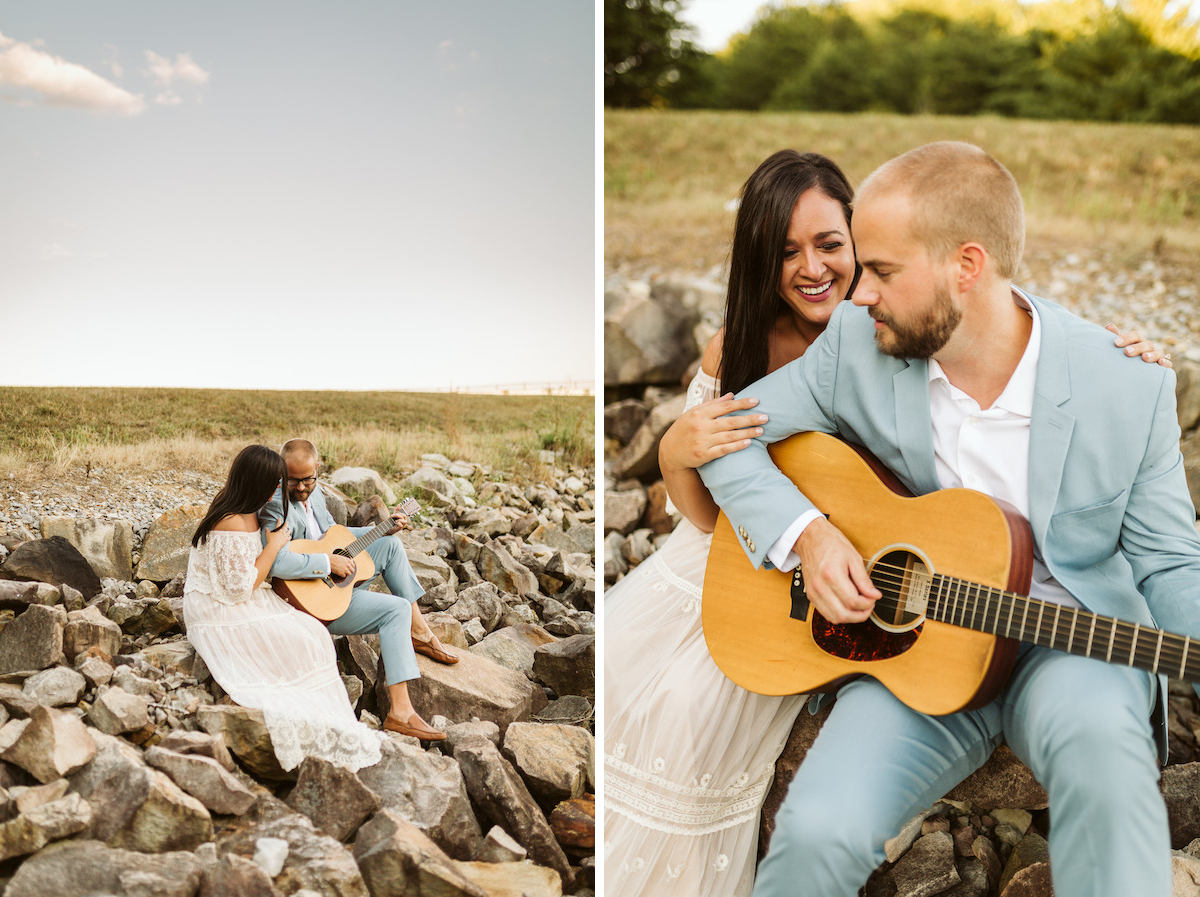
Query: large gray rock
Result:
<box><xmin>285</xmin><ymin>755</ymin><xmax>380</xmax><ymax>842</ymax></box>
<box><xmin>4</xmin><ymin>839</ymin><xmax>205</xmax><ymax>897</ymax></box>
<box><xmin>0</xmin><ymin>791</ymin><xmax>92</xmax><ymax>861</ymax></box>
<box><xmin>891</xmin><ymin>830</ymin><xmax>960</xmax><ymax>897</ymax></box>
<box><xmin>63</xmin><ymin>605</ymin><xmax>122</xmax><ymax>662</ymax></box>
<box><xmin>200</xmin><ymin>853</ymin><xmax>286</xmax><ymax>897</ymax></box>
<box><xmin>197</xmin><ymin>704</ymin><xmax>290</xmax><ymax>781</ymax></box>
<box><xmin>0</xmin><ymin>705</ymin><xmax>96</xmax><ymax>784</ymax></box>
<box><xmin>604</xmin><ymin>277</ymin><xmax>700</xmax><ymax>387</ymax></box>
<box><xmin>41</xmin><ymin>516</ymin><xmax>134</xmax><ymax>582</ymax></box>
<box><xmin>454</xmin><ymin>508</ymin><xmax>511</xmax><ymax>540</ymax></box>
<box><xmin>216</xmin><ymin>807</ymin><xmax>369</xmax><ymax>897</ymax></box>
<box><xmin>469</xmin><ymin>623</ymin><xmax>557</xmax><ymax>678</ymax></box>
<box><xmin>608</xmin><ymin>392</ymin><xmax>689</xmax><ymax>482</ymax></box>
<box><xmin>137</xmin><ymin>504</ymin><xmax>206</xmax><ymax>581</ymax></box>
<box><xmin>501</xmin><ymin>722</ymin><xmax>594</xmax><ymax>807</ymax></box>
<box><xmin>453</xmin><ymin>737</ymin><xmax>574</xmax><ymax>888</ymax></box>
<box><xmin>0</xmin><ymin>537</ymin><xmax>101</xmax><ymax>600</ymax></box>
<box><xmin>144</xmin><ymin>745</ymin><xmax>257</xmax><ymax>816</ymax></box>
<box><xmin>87</xmin><ymin>686</ymin><xmax>150</xmax><ymax>736</ymax></box>
<box><xmin>532</xmin><ymin>635</ymin><xmax>595</xmax><ymax>700</ymax></box>
<box><xmin>355</xmin><ymin>738</ymin><xmax>483</xmax><ymax>860</ymax></box>
<box><xmin>456</xmin><ymin>860</ymin><xmax>565</xmax><ymax>897</ymax></box>
<box><xmin>68</xmin><ymin>732</ymin><xmax>212</xmax><ymax>851</ymax></box>
<box><xmin>477</xmin><ymin>540</ymin><xmax>539</xmax><ymax>599</ymax></box>
<box><xmin>407</xmin><ymin>650</ymin><xmax>538</xmax><ymax>739</ymax></box>
<box><xmin>404</xmin><ymin>468</ymin><xmax>456</xmax><ymax>508</ymax></box>
<box><xmin>331</xmin><ymin>467</ymin><xmax>397</xmax><ymax>505</ymax></box>
<box><xmin>0</xmin><ymin>580</ymin><xmax>61</xmax><ymax>612</ymax></box>
<box><xmin>604</xmin><ymin>488</ymin><xmax>648</xmax><ymax>535</ymax></box>
<box><xmin>447</xmin><ymin>582</ymin><xmax>506</xmax><ymax>634</ymax></box>
<box><xmin>353</xmin><ymin>809</ymin><xmax>488</xmax><ymax>897</ymax></box>
<box><xmin>22</xmin><ymin>666</ymin><xmax>86</xmax><ymax>707</ymax></box>
<box><xmin>0</xmin><ymin>603</ymin><xmax>67</xmax><ymax>675</ymax></box>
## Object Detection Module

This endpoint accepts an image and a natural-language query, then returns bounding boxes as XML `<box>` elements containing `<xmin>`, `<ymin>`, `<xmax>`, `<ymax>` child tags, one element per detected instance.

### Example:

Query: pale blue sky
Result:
<box><xmin>0</xmin><ymin>1</ymin><xmax>594</xmax><ymax>391</ymax></box>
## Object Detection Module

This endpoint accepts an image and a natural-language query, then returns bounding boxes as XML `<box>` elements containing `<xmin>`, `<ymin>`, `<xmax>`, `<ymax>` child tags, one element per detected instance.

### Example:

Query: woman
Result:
<box><xmin>602</xmin><ymin>150</ymin><xmax>1168</xmax><ymax>897</ymax></box>
<box><xmin>184</xmin><ymin>444</ymin><xmax>384</xmax><ymax>772</ymax></box>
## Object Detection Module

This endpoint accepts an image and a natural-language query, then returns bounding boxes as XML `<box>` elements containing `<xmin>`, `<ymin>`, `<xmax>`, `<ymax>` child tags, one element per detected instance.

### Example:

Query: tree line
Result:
<box><xmin>605</xmin><ymin>0</ymin><xmax>1200</xmax><ymax>123</ymax></box>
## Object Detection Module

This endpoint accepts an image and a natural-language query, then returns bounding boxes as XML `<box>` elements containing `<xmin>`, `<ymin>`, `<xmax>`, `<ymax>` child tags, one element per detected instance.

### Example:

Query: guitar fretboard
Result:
<box><xmin>872</xmin><ymin>561</ymin><xmax>1200</xmax><ymax>682</ymax></box>
<box><xmin>340</xmin><ymin>498</ymin><xmax>420</xmax><ymax>558</ymax></box>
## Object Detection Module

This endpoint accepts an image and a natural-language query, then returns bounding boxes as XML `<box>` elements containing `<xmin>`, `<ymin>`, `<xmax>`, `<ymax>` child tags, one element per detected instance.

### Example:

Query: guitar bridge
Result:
<box><xmin>790</xmin><ymin>568</ymin><xmax>811</xmax><ymax>622</ymax></box>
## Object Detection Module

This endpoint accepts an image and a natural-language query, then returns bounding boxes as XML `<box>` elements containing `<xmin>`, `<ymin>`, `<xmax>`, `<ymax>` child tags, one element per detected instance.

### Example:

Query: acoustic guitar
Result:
<box><xmin>273</xmin><ymin>496</ymin><xmax>420</xmax><ymax>621</ymax></box>
<box><xmin>702</xmin><ymin>431</ymin><xmax>1200</xmax><ymax>715</ymax></box>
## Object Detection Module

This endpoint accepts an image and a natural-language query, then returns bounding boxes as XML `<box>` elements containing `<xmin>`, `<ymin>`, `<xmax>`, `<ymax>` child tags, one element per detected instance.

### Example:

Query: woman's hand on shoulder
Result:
<box><xmin>265</xmin><ymin>518</ymin><xmax>290</xmax><ymax>551</ymax></box>
<box><xmin>1107</xmin><ymin>323</ymin><xmax>1172</xmax><ymax>368</ymax></box>
<box><xmin>659</xmin><ymin>393</ymin><xmax>768</xmax><ymax>472</ymax></box>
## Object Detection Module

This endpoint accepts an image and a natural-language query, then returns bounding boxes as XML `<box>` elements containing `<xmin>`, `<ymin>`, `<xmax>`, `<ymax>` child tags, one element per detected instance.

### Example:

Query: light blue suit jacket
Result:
<box><xmin>700</xmin><ymin>292</ymin><xmax>1200</xmax><ymax>655</ymax></box>
<box><xmin>258</xmin><ymin>486</ymin><xmax>371</xmax><ymax>581</ymax></box>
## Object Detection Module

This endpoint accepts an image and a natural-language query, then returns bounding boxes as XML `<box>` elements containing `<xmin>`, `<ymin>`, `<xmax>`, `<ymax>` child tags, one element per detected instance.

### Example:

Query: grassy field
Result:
<box><xmin>0</xmin><ymin>387</ymin><xmax>594</xmax><ymax>483</ymax></box>
<box><xmin>605</xmin><ymin>110</ymin><xmax>1200</xmax><ymax>274</ymax></box>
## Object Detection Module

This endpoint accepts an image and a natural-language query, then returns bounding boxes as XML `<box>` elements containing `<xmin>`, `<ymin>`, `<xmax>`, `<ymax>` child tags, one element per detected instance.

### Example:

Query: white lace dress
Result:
<box><xmin>182</xmin><ymin>531</ymin><xmax>383</xmax><ymax>772</ymax></box>
<box><xmin>603</xmin><ymin>370</ymin><xmax>808</xmax><ymax>897</ymax></box>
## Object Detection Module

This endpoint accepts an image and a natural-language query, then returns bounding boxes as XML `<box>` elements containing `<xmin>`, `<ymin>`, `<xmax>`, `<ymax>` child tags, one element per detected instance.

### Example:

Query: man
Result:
<box><xmin>699</xmin><ymin>142</ymin><xmax>1200</xmax><ymax>897</ymax></box>
<box><xmin>259</xmin><ymin>438</ymin><xmax>457</xmax><ymax>742</ymax></box>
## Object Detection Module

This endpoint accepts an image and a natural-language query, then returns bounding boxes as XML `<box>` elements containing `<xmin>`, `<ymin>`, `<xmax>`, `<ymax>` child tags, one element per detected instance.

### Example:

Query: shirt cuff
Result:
<box><xmin>766</xmin><ymin>509</ymin><xmax>825</xmax><ymax>572</ymax></box>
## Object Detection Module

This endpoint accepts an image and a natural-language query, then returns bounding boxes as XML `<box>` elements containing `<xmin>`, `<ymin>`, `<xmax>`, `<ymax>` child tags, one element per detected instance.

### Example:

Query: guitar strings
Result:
<box><xmin>854</xmin><ymin>559</ymin><xmax>1197</xmax><ymax>678</ymax></box>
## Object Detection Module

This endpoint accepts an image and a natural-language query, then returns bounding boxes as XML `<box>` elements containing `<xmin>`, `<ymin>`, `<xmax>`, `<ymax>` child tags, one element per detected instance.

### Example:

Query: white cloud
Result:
<box><xmin>145</xmin><ymin>50</ymin><xmax>209</xmax><ymax>105</ymax></box>
<box><xmin>0</xmin><ymin>30</ymin><xmax>145</xmax><ymax>116</ymax></box>
<box><xmin>40</xmin><ymin>243</ymin><xmax>74</xmax><ymax>261</ymax></box>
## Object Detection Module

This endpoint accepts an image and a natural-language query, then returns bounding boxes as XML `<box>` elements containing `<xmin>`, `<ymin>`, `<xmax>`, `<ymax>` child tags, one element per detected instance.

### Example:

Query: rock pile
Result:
<box><xmin>0</xmin><ymin>451</ymin><xmax>596</xmax><ymax>897</ymax></box>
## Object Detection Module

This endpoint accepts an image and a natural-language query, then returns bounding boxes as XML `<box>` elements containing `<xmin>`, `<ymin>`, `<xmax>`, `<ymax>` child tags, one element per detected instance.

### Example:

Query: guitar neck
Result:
<box><xmin>924</xmin><ymin>571</ymin><xmax>1200</xmax><ymax>681</ymax></box>
<box><xmin>342</xmin><ymin>498</ymin><xmax>419</xmax><ymax>558</ymax></box>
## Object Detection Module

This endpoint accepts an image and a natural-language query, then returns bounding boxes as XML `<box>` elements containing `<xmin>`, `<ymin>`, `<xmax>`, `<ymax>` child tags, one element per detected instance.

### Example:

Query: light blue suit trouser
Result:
<box><xmin>326</xmin><ymin>535</ymin><xmax>425</xmax><ymax>686</ymax></box>
<box><xmin>753</xmin><ymin>646</ymin><xmax>1169</xmax><ymax>897</ymax></box>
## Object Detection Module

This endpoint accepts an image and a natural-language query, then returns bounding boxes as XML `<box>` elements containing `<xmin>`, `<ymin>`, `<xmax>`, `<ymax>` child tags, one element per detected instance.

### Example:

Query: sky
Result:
<box><xmin>0</xmin><ymin>1</ymin><xmax>595</xmax><ymax>392</ymax></box>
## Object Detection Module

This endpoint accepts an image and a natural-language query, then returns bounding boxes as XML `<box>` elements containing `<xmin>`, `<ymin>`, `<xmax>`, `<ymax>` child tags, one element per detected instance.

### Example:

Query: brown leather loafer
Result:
<box><xmin>383</xmin><ymin>713</ymin><xmax>446</xmax><ymax>741</ymax></box>
<box><xmin>413</xmin><ymin>634</ymin><xmax>459</xmax><ymax>664</ymax></box>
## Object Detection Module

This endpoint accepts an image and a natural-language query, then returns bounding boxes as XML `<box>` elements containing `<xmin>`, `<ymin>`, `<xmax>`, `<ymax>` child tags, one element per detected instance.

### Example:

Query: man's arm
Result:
<box><xmin>257</xmin><ymin>490</ymin><xmax>332</xmax><ymax>580</ymax></box>
<box><xmin>1117</xmin><ymin>370</ymin><xmax>1200</xmax><ymax>637</ymax></box>
<box><xmin>698</xmin><ymin>303</ymin><xmax>846</xmax><ymax>568</ymax></box>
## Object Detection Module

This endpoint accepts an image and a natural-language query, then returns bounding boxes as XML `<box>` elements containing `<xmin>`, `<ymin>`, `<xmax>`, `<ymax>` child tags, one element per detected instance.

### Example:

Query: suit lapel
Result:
<box><xmin>893</xmin><ymin>361</ymin><xmax>941</xmax><ymax>494</ymax></box>
<box><xmin>1027</xmin><ymin>297</ymin><xmax>1075</xmax><ymax>547</ymax></box>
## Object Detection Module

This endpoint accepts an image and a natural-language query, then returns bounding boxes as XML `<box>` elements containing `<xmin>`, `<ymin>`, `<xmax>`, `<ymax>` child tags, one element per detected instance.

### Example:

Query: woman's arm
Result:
<box><xmin>660</xmin><ymin>333</ymin><xmax>769</xmax><ymax>534</ymax></box>
<box><xmin>254</xmin><ymin>518</ymin><xmax>290</xmax><ymax>588</ymax></box>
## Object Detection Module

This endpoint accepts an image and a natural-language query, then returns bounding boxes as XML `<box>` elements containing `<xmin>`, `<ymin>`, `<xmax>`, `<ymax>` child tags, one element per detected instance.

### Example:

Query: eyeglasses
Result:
<box><xmin>287</xmin><ymin>476</ymin><xmax>317</xmax><ymax>487</ymax></box>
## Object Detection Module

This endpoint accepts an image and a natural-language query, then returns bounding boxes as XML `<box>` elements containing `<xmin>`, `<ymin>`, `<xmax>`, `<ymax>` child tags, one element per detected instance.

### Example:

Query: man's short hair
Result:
<box><xmin>856</xmin><ymin>141</ymin><xmax>1025</xmax><ymax>280</ymax></box>
<box><xmin>280</xmin><ymin>438</ymin><xmax>319</xmax><ymax>465</ymax></box>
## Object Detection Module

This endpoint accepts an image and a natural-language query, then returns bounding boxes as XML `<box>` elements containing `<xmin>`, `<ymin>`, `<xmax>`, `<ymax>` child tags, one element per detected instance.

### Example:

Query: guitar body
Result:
<box><xmin>703</xmin><ymin>432</ymin><xmax>1034</xmax><ymax>715</ymax></box>
<box><xmin>273</xmin><ymin>525</ymin><xmax>377</xmax><ymax>621</ymax></box>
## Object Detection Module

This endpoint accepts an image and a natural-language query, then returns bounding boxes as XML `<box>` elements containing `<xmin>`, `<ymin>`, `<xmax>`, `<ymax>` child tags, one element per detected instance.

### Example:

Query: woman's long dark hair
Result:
<box><xmin>719</xmin><ymin>150</ymin><xmax>857</xmax><ymax>395</ymax></box>
<box><xmin>192</xmin><ymin>444</ymin><xmax>289</xmax><ymax>547</ymax></box>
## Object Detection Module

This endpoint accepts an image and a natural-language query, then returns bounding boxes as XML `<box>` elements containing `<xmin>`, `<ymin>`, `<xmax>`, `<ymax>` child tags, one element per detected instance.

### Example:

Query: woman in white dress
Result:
<box><xmin>602</xmin><ymin>150</ymin><xmax>1169</xmax><ymax>896</ymax></box>
<box><xmin>184</xmin><ymin>444</ymin><xmax>383</xmax><ymax>773</ymax></box>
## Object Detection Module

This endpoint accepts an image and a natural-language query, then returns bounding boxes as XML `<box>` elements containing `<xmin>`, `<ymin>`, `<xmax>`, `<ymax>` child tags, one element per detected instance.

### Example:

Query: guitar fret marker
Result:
<box><xmin>1068</xmin><ymin>609</ymin><xmax>1079</xmax><ymax>653</ymax></box>
<box><xmin>1152</xmin><ymin>630</ymin><xmax>1164</xmax><ymax>673</ymax></box>
<box><xmin>1182</xmin><ymin>639</ymin><xmax>1191</xmax><ymax>680</ymax></box>
<box><xmin>1086</xmin><ymin>615</ymin><xmax>1097</xmax><ymax>658</ymax></box>
<box><xmin>1128</xmin><ymin>623</ymin><xmax>1140</xmax><ymax>667</ymax></box>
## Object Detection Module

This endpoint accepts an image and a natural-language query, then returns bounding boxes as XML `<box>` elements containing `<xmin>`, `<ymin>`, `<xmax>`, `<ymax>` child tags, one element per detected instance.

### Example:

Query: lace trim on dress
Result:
<box><xmin>264</xmin><ymin>710</ymin><xmax>384</xmax><ymax>772</ymax></box>
<box><xmin>604</xmin><ymin>751</ymin><xmax>775</xmax><ymax>836</ymax></box>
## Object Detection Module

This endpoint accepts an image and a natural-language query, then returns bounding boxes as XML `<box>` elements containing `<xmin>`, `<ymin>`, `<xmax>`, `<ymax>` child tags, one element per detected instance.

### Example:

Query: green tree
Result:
<box><xmin>604</xmin><ymin>0</ymin><xmax>707</xmax><ymax>107</ymax></box>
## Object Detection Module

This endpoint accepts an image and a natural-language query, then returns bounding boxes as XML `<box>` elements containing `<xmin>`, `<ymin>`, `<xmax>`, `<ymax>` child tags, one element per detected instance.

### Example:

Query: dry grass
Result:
<box><xmin>605</xmin><ymin>110</ymin><xmax>1200</xmax><ymax>275</ymax></box>
<box><xmin>0</xmin><ymin>387</ymin><xmax>595</xmax><ymax>485</ymax></box>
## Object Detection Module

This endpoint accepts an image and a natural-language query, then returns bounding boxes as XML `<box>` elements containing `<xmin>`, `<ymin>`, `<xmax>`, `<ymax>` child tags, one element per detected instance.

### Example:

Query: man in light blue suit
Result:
<box><xmin>259</xmin><ymin>438</ymin><xmax>456</xmax><ymax>742</ymax></box>
<box><xmin>699</xmin><ymin>142</ymin><xmax>1200</xmax><ymax>897</ymax></box>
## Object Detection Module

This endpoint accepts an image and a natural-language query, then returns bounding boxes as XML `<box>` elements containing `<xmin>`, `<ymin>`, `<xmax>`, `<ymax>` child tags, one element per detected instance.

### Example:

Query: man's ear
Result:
<box><xmin>956</xmin><ymin>243</ymin><xmax>987</xmax><ymax>292</ymax></box>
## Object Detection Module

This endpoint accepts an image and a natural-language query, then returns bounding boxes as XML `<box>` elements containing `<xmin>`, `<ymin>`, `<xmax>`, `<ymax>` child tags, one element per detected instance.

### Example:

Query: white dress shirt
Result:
<box><xmin>767</xmin><ymin>289</ymin><xmax>1078</xmax><ymax>608</ymax></box>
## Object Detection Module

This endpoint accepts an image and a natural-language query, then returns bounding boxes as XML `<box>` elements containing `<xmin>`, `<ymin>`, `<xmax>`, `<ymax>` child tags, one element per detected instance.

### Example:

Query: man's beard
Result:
<box><xmin>872</xmin><ymin>281</ymin><xmax>962</xmax><ymax>359</ymax></box>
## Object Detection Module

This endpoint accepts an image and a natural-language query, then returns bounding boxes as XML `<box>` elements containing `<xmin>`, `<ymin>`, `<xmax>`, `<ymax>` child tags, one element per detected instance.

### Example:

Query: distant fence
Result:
<box><xmin>427</xmin><ymin>380</ymin><xmax>594</xmax><ymax>396</ymax></box>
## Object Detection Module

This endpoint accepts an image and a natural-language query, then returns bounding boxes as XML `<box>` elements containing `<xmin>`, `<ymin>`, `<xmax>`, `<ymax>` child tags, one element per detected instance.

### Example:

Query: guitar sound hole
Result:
<box><xmin>811</xmin><ymin>546</ymin><xmax>926</xmax><ymax>662</ymax></box>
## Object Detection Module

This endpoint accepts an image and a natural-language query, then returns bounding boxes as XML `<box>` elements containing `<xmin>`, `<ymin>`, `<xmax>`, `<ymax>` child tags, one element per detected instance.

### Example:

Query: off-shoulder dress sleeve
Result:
<box><xmin>185</xmin><ymin>532</ymin><xmax>259</xmax><ymax>606</ymax></box>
